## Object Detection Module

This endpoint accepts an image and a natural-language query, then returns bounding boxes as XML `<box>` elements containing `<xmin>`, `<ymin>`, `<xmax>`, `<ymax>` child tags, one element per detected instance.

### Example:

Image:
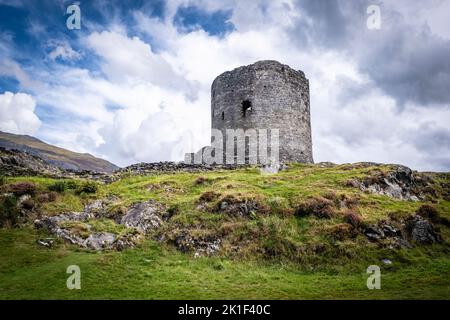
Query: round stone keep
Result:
<box><xmin>211</xmin><ymin>60</ymin><xmax>313</xmax><ymax>163</ymax></box>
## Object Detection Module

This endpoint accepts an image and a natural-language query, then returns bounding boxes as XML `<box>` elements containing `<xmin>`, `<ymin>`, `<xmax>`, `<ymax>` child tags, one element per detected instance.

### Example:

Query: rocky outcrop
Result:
<box><xmin>405</xmin><ymin>215</ymin><xmax>441</xmax><ymax>244</ymax></box>
<box><xmin>169</xmin><ymin>230</ymin><xmax>221</xmax><ymax>257</ymax></box>
<box><xmin>34</xmin><ymin>198</ymin><xmax>167</xmax><ymax>250</ymax></box>
<box><xmin>84</xmin><ymin>233</ymin><xmax>117</xmax><ymax>250</ymax></box>
<box><xmin>83</xmin><ymin>196</ymin><xmax>122</xmax><ymax>219</ymax></box>
<box><xmin>34</xmin><ymin>211</ymin><xmax>95</xmax><ymax>248</ymax></box>
<box><xmin>33</xmin><ymin>196</ymin><xmax>225</xmax><ymax>255</ymax></box>
<box><xmin>214</xmin><ymin>195</ymin><xmax>269</xmax><ymax>218</ymax></box>
<box><xmin>362</xmin><ymin>213</ymin><xmax>442</xmax><ymax>247</ymax></box>
<box><xmin>0</xmin><ymin>147</ymin><xmax>63</xmax><ymax>177</ymax></box>
<box><xmin>347</xmin><ymin>165</ymin><xmax>435</xmax><ymax>201</ymax></box>
<box><xmin>120</xmin><ymin>201</ymin><xmax>165</xmax><ymax>233</ymax></box>
<box><xmin>363</xmin><ymin>222</ymin><xmax>411</xmax><ymax>248</ymax></box>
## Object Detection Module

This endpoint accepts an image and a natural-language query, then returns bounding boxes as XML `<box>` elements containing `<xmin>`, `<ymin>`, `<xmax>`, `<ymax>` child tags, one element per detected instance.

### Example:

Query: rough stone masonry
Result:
<box><xmin>185</xmin><ymin>60</ymin><xmax>314</xmax><ymax>164</ymax></box>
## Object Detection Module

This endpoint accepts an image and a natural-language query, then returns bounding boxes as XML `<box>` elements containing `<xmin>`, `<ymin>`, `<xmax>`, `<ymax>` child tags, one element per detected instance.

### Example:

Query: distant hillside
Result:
<box><xmin>0</xmin><ymin>131</ymin><xmax>119</xmax><ymax>173</ymax></box>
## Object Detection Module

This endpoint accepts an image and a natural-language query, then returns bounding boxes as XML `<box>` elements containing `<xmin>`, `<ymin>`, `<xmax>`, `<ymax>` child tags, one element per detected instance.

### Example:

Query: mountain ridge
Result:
<box><xmin>0</xmin><ymin>131</ymin><xmax>119</xmax><ymax>173</ymax></box>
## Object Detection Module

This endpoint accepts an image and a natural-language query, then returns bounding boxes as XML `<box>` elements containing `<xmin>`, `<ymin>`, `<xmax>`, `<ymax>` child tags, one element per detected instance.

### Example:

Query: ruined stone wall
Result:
<box><xmin>210</xmin><ymin>60</ymin><xmax>313</xmax><ymax>164</ymax></box>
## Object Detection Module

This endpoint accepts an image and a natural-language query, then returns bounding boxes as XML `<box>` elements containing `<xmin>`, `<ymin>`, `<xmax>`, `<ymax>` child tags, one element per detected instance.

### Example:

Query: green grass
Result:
<box><xmin>1</xmin><ymin>164</ymin><xmax>449</xmax><ymax>299</ymax></box>
<box><xmin>0</xmin><ymin>227</ymin><xmax>449</xmax><ymax>300</ymax></box>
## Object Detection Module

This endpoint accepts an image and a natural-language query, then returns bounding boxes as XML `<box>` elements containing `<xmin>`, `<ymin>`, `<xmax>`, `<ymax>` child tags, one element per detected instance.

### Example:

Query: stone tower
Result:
<box><xmin>184</xmin><ymin>60</ymin><xmax>313</xmax><ymax>165</ymax></box>
<box><xmin>211</xmin><ymin>60</ymin><xmax>313</xmax><ymax>164</ymax></box>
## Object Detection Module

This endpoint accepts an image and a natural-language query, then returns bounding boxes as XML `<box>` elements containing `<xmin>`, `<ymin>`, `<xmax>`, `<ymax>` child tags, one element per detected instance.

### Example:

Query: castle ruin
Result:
<box><xmin>185</xmin><ymin>60</ymin><xmax>313</xmax><ymax>165</ymax></box>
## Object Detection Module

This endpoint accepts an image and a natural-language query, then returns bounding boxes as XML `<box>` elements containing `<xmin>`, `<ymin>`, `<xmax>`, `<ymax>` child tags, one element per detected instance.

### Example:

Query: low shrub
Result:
<box><xmin>163</xmin><ymin>205</ymin><xmax>180</xmax><ymax>220</ymax></box>
<box><xmin>323</xmin><ymin>191</ymin><xmax>359</xmax><ymax>209</ymax></box>
<box><xmin>49</xmin><ymin>180</ymin><xmax>79</xmax><ymax>193</ymax></box>
<box><xmin>65</xmin><ymin>180</ymin><xmax>79</xmax><ymax>190</ymax></box>
<box><xmin>343</xmin><ymin>210</ymin><xmax>363</xmax><ymax>228</ymax></box>
<box><xmin>295</xmin><ymin>197</ymin><xmax>335</xmax><ymax>219</ymax></box>
<box><xmin>37</xmin><ymin>192</ymin><xmax>58</xmax><ymax>203</ymax></box>
<box><xmin>47</xmin><ymin>191</ymin><xmax>58</xmax><ymax>202</ymax></box>
<box><xmin>416</xmin><ymin>204</ymin><xmax>450</xmax><ymax>226</ymax></box>
<box><xmin>214</xmin><ymin>194</ymin><xmax>270</xmax><ymax>217</ymax></box>
<box><xmin>0</xmin><ymin>195</ymin><xmax>18</xmax><ymax>227</ymax></box>
<box><xmin>194</xmin><ymin>176</ymin><xmax>210</xmax><ymax>185</ymax></box>
<box><xmin>339</xmin><ymin>194</ymin><xmax>359</xmax><ymax>208</ymax></box>
<box><xmin>327</xmin><ymin>223</ymin><xmax>359</xmax><ymax>241</ymax></box>
<box><xmin>199</xmin><ymin>191</ymin><xmax>220</xmax><ymax>202</ymax></box>
<box><xmin>21</xmin><ymin>198</ymin><xmax>35</xmax><ymax>210</ymax></box>
<box><xmin>48</xmin><ymin>181</ymin><xmax>67</xmax><ymax>193</ymax></box>
<box><xmin>8</xmin><ymin>182</ymin><xmax>36</xmax><ymax>196</ymax></box>
<box><xmin>263</xmin><ymin>236</ymin><xmax>299</xmax><ymax>259</ymax></box>
<box><xmin>322</xmin><ymin>191</ymin><xmax>337</xmax><ymax>201</ymax></box>
<box><xmin>218</xmin><ymin>222</ymin><xmax>243</xmax><ymax>236</ymax></box>
<box><xmin>388</xmin><ymin>211</ymin><xmax>405</xmax><ymax>222</ymax></box>
<box><xmin>267</xmin><ymin>196</ymin><xmax>294</xmax><ymax>217</ymax></box>
<box><xmin>344</xmin><ymin>179</ymin><xmax>360</xmax><ymax>188</ymax></box>
<box><xmin>416</xmin><ymin>204</ymin><xmax>439</xmax><ymax>221</ymax></box>
<box><xmin>76</xmin><ymin>181</ymin><xmax>98</xmax><ymax>194</ymax></box>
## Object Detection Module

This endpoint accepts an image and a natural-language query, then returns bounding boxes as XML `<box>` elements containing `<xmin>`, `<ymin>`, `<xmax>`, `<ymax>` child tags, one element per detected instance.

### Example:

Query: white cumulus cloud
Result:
<box><xmin>0</xmin><ymin>91</ymin><xmax>41</xmax><ymax>135</ymax></box>
<box><xmin>1</xmin><ymin>1</ymin><xmax>450</xmax><ymax>171</ymax></box>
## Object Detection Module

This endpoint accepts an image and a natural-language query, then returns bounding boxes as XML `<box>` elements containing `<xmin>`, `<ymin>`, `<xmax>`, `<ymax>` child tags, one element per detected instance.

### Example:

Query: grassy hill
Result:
<box><xmin>0</xmin><ymin>131</ymin><xmax>118</xmax><ymax>173</ymax></box>
<box><xmin>0</xmin><ymin>163</ymin><xmax>449</xmax><ymax>299</ymax></box>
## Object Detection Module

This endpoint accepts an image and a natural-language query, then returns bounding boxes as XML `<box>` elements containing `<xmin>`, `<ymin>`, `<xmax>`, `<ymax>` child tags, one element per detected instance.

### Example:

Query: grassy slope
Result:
<box><xmin>0</xmin><ymin>228</ymin><xmax>448</xmax><ymax>299</ymax></box>
<box><xmin>1</xmin><ymin>164</ymin><xmax>449</xmax><ymax>299</ymax></box>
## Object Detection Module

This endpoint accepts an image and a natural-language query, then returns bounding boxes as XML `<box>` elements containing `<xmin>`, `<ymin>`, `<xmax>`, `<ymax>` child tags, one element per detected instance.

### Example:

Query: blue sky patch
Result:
<box><xmin>174</xmin><ymin>5</ymin><xmax>234</xmax><ymax>37</ymax></box>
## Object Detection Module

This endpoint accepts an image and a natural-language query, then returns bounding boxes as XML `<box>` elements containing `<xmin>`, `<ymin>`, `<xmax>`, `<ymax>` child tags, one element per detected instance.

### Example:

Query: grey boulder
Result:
<box><xmin>120</xmin><ymin>201</ymin><xmax>165</xmax><ymax>233</ymax></box>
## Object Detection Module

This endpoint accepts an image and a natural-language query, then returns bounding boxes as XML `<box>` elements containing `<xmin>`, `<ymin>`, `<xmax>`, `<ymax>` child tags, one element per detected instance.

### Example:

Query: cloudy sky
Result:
<box><xmin>0</xmin><ymin>0</ymin><xmax>449</xmax><ymax>171</ymax></box>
